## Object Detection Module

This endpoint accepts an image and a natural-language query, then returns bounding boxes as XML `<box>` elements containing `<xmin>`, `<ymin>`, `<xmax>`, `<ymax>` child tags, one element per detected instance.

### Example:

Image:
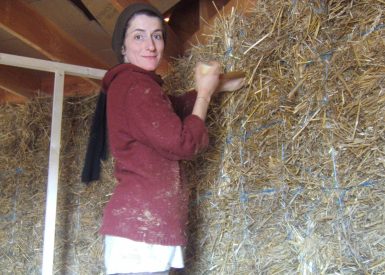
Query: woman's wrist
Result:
<box><xmin>196</xmin><ymin>96</ymin><xmax>211</xmax><ymax>104</ymax></box>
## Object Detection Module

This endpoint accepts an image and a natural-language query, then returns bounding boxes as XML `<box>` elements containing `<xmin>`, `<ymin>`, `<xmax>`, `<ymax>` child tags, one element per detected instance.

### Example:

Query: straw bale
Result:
<box><xmin>0</xmin><ymin>96</ymin><xmax>114</xmax><ymax>274</ymax></box>
<box><xmin>165</xmin><ymin>0</ymin><xmax>385</xmax><ymax>274</ymax></box>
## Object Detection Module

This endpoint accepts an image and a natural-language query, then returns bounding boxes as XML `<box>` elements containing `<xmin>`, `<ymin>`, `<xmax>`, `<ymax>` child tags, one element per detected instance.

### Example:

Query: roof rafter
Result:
<box><xmin>0</xmin><ymin>66</ymin><xmax>41</xmax><ymax>98</ymax></box>
<box><xmin>110</xmin><ymin>0</ymin><xmax>181</xmax><ymax>14</ymax></box>
<box><xmin>0</xmin><ymin>0</ymin><xmax>108</xmax><ymax>99</ymax></box>
<box><xmin>147</xmin><ymin>0</ymin><xmax>181</xmax><ymax>13</ymax></box>
<box><xmin>0</xmin><ymin>0</ymin><xmax>108</xmax><ymax>68</ymax></box>
<box><xmin>0</xmin><ymin>88</ymin><xmax>27</xmax><ymax>104</ymax></box>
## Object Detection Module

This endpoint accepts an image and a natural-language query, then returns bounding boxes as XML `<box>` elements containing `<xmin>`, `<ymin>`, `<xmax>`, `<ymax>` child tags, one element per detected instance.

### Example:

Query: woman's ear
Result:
<box><xmin>121</xmin><ymin>45</ymin><xmax>129</xmax><ymax>63</ymax></box>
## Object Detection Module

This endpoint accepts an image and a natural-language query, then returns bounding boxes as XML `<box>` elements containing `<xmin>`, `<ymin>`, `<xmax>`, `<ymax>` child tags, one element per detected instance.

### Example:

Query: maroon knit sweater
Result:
<box><xmin>99</xmin><ymin>63</ymin><xmax>209</xmax><ymax>246</ymax></box>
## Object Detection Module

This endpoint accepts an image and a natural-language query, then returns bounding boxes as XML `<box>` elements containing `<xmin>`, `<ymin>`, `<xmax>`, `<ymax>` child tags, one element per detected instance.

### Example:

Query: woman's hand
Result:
<box><xmin>195</xmin><ymin>61</ymin><xmax>221</xmax><ymax>99</ymax></box>
<box><xmin>192</xmin><ymin>62</ymin><xmax>221</xmax><ymax>120</ymax></box>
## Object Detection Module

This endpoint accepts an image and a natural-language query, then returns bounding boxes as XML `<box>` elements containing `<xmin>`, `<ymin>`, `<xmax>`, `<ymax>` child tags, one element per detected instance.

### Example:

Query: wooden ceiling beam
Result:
<box><xmin>80</xmin><ymin>0</ymin><xmax>124</xmax><ymax>36</ymax></box>
<box><xmin>0</xmin><ymin>0</ymin><xmax>108</xmax><ymax>98</ymax></box>
<box><xmin>110</xmin><ymin>0</ymin><xmax>180</xmax><ymax>14</ymax></box>
<box><xmin>0</xmin><ymin>66</ymin><xmax>41</xmax><ymax>99</ymax></box>
<box><xmin>0</xmin><ymin>65</ymin><xmax>99</xmax><ymax>101</ymax></box>
<box><xmin>199</xmin><ymin>0</ymin><xmax>212</xmax><ymax>27</ymax></box>
<box><xmin>0</xmin><ymin>88</ymin><xmax>27</xmax><ymax>104</ymax></box>
<box><xmin>147</xmin><ymin>0</ymin><xmax>181</xmax><ymax>13</ymax></box>
<box><xmin>0</xmin><ymin>0</ymin><xmax>108</xmax><ymax>69</ymax></box>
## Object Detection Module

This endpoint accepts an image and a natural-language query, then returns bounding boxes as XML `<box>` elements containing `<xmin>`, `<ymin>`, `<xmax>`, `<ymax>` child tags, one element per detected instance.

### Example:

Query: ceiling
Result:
<box><xmin>0</xmin><ymin>0</ymin><xmax>231</xmax><ymax>104</ymax></box>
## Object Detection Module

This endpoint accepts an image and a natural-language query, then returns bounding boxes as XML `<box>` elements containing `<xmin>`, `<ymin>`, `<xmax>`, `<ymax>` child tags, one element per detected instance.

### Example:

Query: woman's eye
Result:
<box><xmin>153</xmin><ymin>33</ymin><xmax>163</xmax><ymax>40</ymax></box>
<box><xmin>134</xmin><ymin>34</ymin><xmax>143</xmax><ymax>40</ymax></box>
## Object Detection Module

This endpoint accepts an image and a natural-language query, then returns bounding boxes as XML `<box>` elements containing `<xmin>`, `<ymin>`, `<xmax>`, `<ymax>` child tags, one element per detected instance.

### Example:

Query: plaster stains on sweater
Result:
<box><xmin>137</xmin><ymin>209</ymin><xmax>161</xmax><ymax>227</ymax></box>
<box><xmin>154</xmin><ymin>162</ymin><xmax>181</xmax><ymax>200</ymax></box>
<box><xmin>112</xmin><ymin>207</ymin><xmax>127</xmax><ymax>216</ymax></box>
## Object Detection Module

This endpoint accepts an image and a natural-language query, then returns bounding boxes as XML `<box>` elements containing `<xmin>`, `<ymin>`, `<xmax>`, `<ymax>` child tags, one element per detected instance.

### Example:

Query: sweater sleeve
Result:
<box><xmin>123</xmin><ymin>76</ymin><xmax>208</xmax><ymax>161</ymax></box>
<box><xmin>168</xmin><ymin>90</ymin><xmax>197</xmax><ymax>119</ymax></box>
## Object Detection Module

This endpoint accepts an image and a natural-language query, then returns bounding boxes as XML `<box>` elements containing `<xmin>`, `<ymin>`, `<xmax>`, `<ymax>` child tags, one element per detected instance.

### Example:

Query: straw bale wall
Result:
<box><xmin>165</xmin><ymin>0</ymin><xmax>385</xmax><ymax>273</ymax></box>
<box><xmin>1</xmin><ymin>0</ymin><xmax>385</xmax><ymax>274</ymax></box>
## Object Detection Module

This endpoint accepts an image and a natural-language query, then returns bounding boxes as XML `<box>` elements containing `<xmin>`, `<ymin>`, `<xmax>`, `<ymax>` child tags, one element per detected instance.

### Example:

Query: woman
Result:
<box><xmin>93</xmin><ymin>3</ymin><xmax>244</xmax><ymax>274</ymax></box>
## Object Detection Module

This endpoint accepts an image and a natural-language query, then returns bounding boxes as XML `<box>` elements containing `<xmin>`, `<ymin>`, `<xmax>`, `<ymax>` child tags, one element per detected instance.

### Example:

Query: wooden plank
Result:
<box><xmin>0</xmin><ymin>65</ymin><xmax>41</xmax><ymax>98</ymax></box>
<box><xmin>81</xmin><ymin>0</ymin><xmax>122</xmax><ymax>35</ymax></box>
<box><xmin>109</xmin><ymin>0</ymin><xmax>145</xmax><ymax>12</ymax></box>
<box><xmin>0</xmin><ymin>53</ymin><xmax>106</xmax><ymax>79</ymax></box>
<box><xmin>0</xmin><ymin>0</ymin><xmax>108</xmax><ymax>69</ymax></box>
<box><xmin>111</xmin><ymin>0</ymin><xmax>180</xmax><ymax>13</ymax></box>
<box><xmin>0</xmin><ymin>88</ymin><xmax>27</xmax><ymax>104</ymax></box>
<box><xmin>148</xmin><ymin>0</ymin><xmax>181</xmax><ymax>13</ymax></box>
<box><xmin>199</xmin><ymin>0</ymin><xmax>212</xmax><ymax>27</ymax></box>
<box><xmin>29</xmin><ymin>0</ymin><xmax>115</xmax><ymax>67</ymax></box>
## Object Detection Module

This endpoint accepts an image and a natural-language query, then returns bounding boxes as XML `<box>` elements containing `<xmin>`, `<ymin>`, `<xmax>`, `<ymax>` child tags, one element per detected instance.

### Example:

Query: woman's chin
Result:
<box><xmin>138</xmin><ymin>63</ymin><xmax>158</xmax><ymax>71</ymax></box>
<box><xmin>138</xmin><ymin>58</ymin><xmax>160</xmax><ymax>71</ymax></box>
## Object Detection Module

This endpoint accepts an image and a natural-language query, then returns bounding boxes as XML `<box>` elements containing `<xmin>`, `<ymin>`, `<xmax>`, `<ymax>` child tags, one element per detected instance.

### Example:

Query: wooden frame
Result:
<box><xmin>0</xmin><ymin>53</ymin><xmax>106</xmax><ymax>275</ymax></box>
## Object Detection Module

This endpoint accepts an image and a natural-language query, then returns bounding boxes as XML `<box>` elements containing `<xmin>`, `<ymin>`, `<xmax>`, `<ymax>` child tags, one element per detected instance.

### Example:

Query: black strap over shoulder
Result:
<box><xmin>81</xmin><ymin>91</ymin><xmax>108</xmax><ymax>184</ymax></box>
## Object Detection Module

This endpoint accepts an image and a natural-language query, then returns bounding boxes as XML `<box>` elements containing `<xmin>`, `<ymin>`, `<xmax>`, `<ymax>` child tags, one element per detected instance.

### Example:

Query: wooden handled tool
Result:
<box><xmin>220</xmin><ymin>71</ymin><xmax>246</xmax><ymax>80</ymax></box>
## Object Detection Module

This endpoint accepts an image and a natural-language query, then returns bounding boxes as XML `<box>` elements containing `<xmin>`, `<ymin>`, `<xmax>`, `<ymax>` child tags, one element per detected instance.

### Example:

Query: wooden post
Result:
<box><xmin>41</xmin><ymin>70</ymin><xmax>65</xmax><ymax>275</ymax></box>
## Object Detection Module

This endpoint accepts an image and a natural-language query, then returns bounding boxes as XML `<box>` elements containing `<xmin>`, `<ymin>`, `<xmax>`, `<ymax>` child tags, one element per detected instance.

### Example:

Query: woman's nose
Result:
<box><xmin>146</xmin><ymin>38</ymin><xmax>155</xmax><ymax>51</ymax></box>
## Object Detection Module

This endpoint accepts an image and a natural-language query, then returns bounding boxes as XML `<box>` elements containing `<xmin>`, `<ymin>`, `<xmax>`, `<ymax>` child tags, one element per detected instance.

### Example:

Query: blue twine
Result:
<box><xmin>260</xmin><ymin>188</ymin><xmax>276</xmax><ymax>194</ymax></box>
<box><xmin>361</xmin><ymin>23</ymin><xmax>385</xmax><ymax>36</ymax></box>
<box><xmin>224</xmin><ymin>47</ymin><xmax>233</xmax><ymax>57</ymax></box>
<box><xmin>320</xmin><ymin>50</ymin><xmax>334</xmax><ymax>62</ymax></box>
<box><xmin>240</xmin><ymin>191</ymin><xmax>248</xmax><ymax>203</ymax></box>
<box><xmin>15</xmin><ymin>167</ymin><xmax>23</xmax><ymax>174</ymax></box>
<box><xmin>0</xmin><ymin>214</ymin><xmax>16</xmax><ymax>222</ymax></box>
<box><xmin>338</xmin><ymin>189</ymin><xmax>347</xmax><ymax>208</ymax></box>
<box><xmin>322</xmin><ymin>95</ymin><xmax>329</xmax><ymax>105</ymax></box>
<box><xmin>0</xmin><ymin>167</ymin><xmax>24</xmax><ymax>176</ymax></box>
<box><xmin>242</xmin><ymin>179</ymin><xmax>378</xmax><ymax>201</ymax></box>
<box><xmin>358</xmin><ymin>179</ymin><xmax>375</xmax><ymax>187</ymax></box>
<box><xmin>330</xmin><ymin>147</ymin><xmax>340</xmax><ymax>189</ymax></box>
<box><xmin>220</xmin><ymin>173</ymin><xmax>231</xmax><ymax>182</ymax></box>
<box><xmin>226</xmin><ymin>135</ymin><xmax>233</xmax><ymax>144</ymax></box>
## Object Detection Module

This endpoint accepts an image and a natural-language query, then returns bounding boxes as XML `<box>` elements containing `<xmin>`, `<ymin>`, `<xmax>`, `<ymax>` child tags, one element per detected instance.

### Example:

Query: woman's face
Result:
<box><xmin>122</xmin><ymin>14</ymin><xmax>164</xmax><ymax>71</ymax></box>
